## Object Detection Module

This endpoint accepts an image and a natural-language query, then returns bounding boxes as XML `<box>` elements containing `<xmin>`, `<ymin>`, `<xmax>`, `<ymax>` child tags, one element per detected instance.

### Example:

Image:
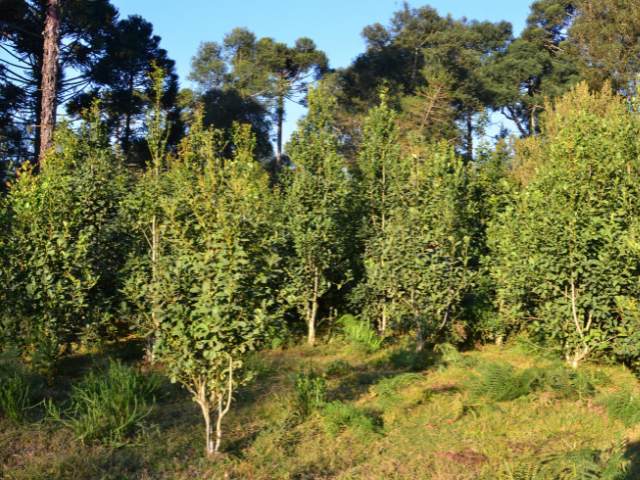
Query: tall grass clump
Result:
<box><xmin>295</xmin><ymin>365</ymin><xmax>327</xmax><ymax>416</ymax></box>
<box><xmin>46</xmin><ymin>359</ymin><xmax>163</xmax><ymax>446</ymax></box>
<box><xmin>0</xmin><ymin>374</ymin><xmax>33</xmax><ymax>423</ymax></box>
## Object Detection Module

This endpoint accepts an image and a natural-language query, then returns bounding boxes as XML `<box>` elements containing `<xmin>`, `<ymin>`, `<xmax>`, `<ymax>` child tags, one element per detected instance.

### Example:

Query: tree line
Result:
<box><xmin>3</xmin><ymin>0</ymin><xmax>640</xmax><ymax>455</ymax></box>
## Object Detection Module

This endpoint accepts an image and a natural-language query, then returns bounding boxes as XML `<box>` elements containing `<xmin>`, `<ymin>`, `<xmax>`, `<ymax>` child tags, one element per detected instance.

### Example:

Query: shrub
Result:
<box><xmin>0</xmin><ymin>105</ymin><xmax>127</xmax><ymax>361</ymax></box>
<box><xmin>489</xmin><ymin>84</ymin><xmax>640</xmax><ymax>367</ymax></box>
<box><xmin>46</xmin><ymin>359</ymin><xmax>162</xmax><ymax>447</ymax></box>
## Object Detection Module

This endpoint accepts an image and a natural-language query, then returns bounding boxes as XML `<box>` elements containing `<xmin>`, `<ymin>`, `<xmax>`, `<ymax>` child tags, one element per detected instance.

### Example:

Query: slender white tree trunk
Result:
<box><xmin>308</xmin><ymin>266</ymin><xmax>319</xmax><ymax>346</ymax></box>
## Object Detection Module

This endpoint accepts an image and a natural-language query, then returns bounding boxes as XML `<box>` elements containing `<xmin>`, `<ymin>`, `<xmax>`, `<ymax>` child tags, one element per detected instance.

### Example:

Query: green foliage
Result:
<box><xmin>469</xmin><ymin>362</ymin><xmax>597</xmax><ymax>402</ymax></box>
<box><xmin>0</xmin><ymin>105</ymin><xmax>127</xmax><ymax>361</ymax></box>
<box><xmin>469</xmin><ymin>363</ymin><xmax>539</xmax><ymax>402</ymax></box>
<box><xmin>295</xmin><ymin>366</ymin><xmax>327</xmax><ymax>416</ymax></box>
<box><xmin>601</xmin><ymin>393</ymin><xmax>640</xmax><ymax>428</ymax></box>
<box><xmin>341</xmin><ymin>314</ymin><xmax>383</xmax><ymax>353</ymax></box>
<box><xmin>489</xmin><ymin>84</ymin><xmax>640</xmax><ymax>366</ymax></box>
<box><xmin>371</xmin><ymin>373</ymin><xmax>423</xmax><ymax>396</ymax></box>
<box><xmin>324</xmin><ymin>360</ymin><xmax>354</xmax><ymax>377</ymax></box>
<box><xmin>354</xmin><ymin>101</ymin><xmax>478</xmax><ymax>352</ymax></box>
<box><xmin>46</xmin><ymin>359</ymin><xmax>162</xmax><ymax>447</ymax></box>
<box><xmin>320</xmin><ymin>401</ymin><xmax>383</xmax><ymax>438</ymax></box>
<box><xmin>123</xmin><ymin>90</ymin><xmax>280</xmax><ymax>453</ymax></box>
<box><xmin>282</xmin><ymin>85</ymin><xmax>356</xmax><ymax>345</ymax></box>
<box><xmin>494</xmin><ymin>449</ymin><xmax>616</xmax><ymax>480</ymax></box>
<box><xmin>385</xmin><ymin>347</ymin><xmax>434</xmax><ymax>371</ymax></box>
<box><xmin>0</xmin><ymin>374</ymin><xmax>33</xmax><ymax>424</ymax></box>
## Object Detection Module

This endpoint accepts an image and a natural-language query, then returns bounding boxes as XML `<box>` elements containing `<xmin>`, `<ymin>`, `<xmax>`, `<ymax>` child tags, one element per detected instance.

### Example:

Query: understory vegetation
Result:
<box><xmin>6</xmin><ymin>1</ymin><xmax>640</xmax><ymax>478</ymax></box>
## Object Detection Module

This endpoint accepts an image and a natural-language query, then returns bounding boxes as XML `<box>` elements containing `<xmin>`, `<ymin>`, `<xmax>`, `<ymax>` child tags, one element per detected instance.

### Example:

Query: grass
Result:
<box><xmin>1</xmin><ymin>339</ymin><xmax>640</xmax><ymax>479</ymax></box>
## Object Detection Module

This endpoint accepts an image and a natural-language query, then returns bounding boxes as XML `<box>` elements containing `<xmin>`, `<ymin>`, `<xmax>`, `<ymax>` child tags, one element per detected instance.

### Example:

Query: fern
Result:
<box><xmin>498</xmin><ymin>447</ymin><xmax>624</xmax><ymax>480</ymax></box>
<box><xmin>371</xmin><ymin>373</ymin><xmax>423</xmax><ymax>396</ymax></box>
<box><xmin>436</xmin><ymin>343</ymin><xmax>464</xmax><ymax>365</ymax></box>
<box><xmin>469</xmin><ymin>364</ymin><xmax>538</xmax><ymax>402</ymax></box>
<box><xmin>341</xmin><ymin>314</ymin><xmax>383</xmax><ymax>353</ymax></box>
<box><xmin>601</xmin><ymin>392</ymin><xmax>640</xmax><ymax>428</ymax></box>
<box><xmin>540</xmin><ymin>368</ymin><xmax>595</xmax><ymax>400</ymax></box>
<box><xmin>469</xmin><ymin>363</ymin><xmax>597</xmax><ymax>403</ymax></box>
<box><xmin>320</xmin><ymin>401</ymin><xmax>382</xmax><ymax>438</ymax></box>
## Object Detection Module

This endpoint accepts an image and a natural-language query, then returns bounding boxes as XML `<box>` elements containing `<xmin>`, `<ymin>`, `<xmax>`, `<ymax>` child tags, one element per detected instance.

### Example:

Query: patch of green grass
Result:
<box><xmin>2</xmin><ymin>344</ymin><xmax>640</xmax><ymax>480</ymax></box>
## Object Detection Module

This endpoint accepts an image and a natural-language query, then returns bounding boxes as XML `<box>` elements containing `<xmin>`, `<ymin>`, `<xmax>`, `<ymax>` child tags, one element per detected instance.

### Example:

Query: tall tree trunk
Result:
<box><xmin>466</xmin><ymin>108</ymin><xmax>473</xmax><ymax>163</ymax></box>
<box><xmin>276</xmin><ymin>91</ymin><xmax>284</xmax><ymax>170</ymax></box>
<box><xmin>34</xmin><ymin>65</ymin><xmax>43</xmax><ymax>168</ymax></box>
<box><xmin>38</xmin><ymin>0</ymin><xmax>61</xmax><ymax>171</ymax></box>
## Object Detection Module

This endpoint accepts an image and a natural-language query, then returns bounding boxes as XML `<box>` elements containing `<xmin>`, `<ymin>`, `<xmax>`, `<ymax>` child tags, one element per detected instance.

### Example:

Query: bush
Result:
<box><xmin>46</xmin><ymin>359</ymin><xmax>162</xmax><ymax>446</ymax></box>
<box><xmin>489</xmin><ymin>84</ymin><xmax>640</xmax><ymax>367</ymax></box>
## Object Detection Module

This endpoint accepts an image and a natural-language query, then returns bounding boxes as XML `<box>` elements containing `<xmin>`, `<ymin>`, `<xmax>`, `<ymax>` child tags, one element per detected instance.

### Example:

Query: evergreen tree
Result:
<box><xmin>67</xmin><ymin>15</ymin><xmax>181</xmax><ymax>162</ymax></box>
<box><xmin>0</xmin><ymin>0</ymin><xmax>118</xmax><ymax>165</ymax></box>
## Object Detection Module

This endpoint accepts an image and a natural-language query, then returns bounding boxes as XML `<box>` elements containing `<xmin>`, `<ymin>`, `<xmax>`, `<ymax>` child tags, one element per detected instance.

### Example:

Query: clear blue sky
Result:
<box><xmin>110</xmin><ymin>0</ymin><xmax>532</xmax><ymax>143</ymax></box>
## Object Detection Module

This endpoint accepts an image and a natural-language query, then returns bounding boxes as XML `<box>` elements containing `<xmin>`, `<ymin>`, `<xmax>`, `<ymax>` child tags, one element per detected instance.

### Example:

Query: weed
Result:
<box><xmin>493</xmin><ymin>447</ymin><xmax>627</xmax><ymax>480</ymax></box>
<box><xmin>45</xmin><ymin>359</ymin><xmax>163</xmax><ymax>447</ymax></box>
<box><xmin>295</xmin><ymin>364</ymin><xmax>327</xmax><ymax>416</ymax></box>
<box><xmin>540</xmin><ymin>367</ymin><xmax>596</xmax><ymax>400</ymax></box>
<box><xmin>469</xmin><ymin>363</ymin><xmax>597</xmax><ymax>403</ymax></box>
<box><xmin>435</xmin><ymin>343</ymin><xmax>464</xmax><ymax>365</ymax></box>
<box><xmin>0</xmin><ymin>373</ymin><xmax>33</xmax><ymax>423</ymax></box>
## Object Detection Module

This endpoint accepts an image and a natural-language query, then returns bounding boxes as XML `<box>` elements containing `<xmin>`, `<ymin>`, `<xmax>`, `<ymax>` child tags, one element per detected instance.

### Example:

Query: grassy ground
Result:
<box><xmin>1</xmin><ymin>338</ymin><xmax>640</xmax><ymax>479</ymax></box>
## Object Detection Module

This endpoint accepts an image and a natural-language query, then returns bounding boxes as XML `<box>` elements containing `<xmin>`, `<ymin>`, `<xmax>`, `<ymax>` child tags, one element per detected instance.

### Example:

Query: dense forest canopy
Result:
<box><xmin>5</xmin><ymin>0</ymin><xmax>640</xmax><ymax>473</ymax></box>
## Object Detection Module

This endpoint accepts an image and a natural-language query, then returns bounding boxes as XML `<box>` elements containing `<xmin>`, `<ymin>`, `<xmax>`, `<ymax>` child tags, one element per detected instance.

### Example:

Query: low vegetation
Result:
<box><xmin>1</xmin><ymin>339</ymin><xmax>640</xmax><ymax>479</ymax></box>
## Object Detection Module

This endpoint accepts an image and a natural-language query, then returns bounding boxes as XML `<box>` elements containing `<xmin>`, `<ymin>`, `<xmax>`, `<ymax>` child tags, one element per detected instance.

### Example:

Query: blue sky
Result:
<box><xmin>110</xmin><ymin>0</ymin><xmax>533</xmax><ymax>143</ymax></box>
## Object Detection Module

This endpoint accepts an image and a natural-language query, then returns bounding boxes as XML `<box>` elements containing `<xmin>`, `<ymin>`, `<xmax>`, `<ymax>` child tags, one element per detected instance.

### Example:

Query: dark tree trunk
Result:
<box><xmin>38</xmin><ymin>0</ymin><xmax>61</xmax><ymax>171</ymax></box>
<box><xmin>466</xmin><ymin>109</ymin><xmax>473</xmax><ymax>163</ymax></box>
<box><xmin>276</xmin><ymin>94</ymin><xmax>284</xmax><ymax>170</ymax></box>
